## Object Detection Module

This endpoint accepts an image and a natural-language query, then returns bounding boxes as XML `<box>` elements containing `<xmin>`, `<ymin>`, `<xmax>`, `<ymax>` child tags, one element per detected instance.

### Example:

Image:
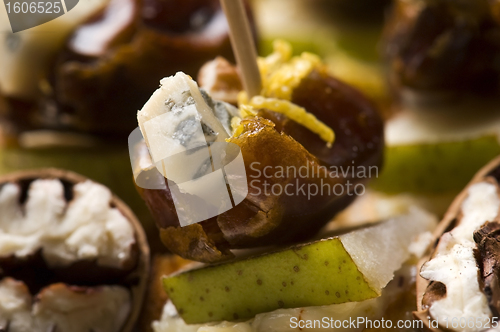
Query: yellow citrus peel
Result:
<box><xmin>237</xmin><ymin>40</ymin><xmax>334</xmax><ymax>147</ymax></box>
<box><xmin>247</xmin><ymin>96</ymin><xmax>334</xmax><ymax>147</ymax></box>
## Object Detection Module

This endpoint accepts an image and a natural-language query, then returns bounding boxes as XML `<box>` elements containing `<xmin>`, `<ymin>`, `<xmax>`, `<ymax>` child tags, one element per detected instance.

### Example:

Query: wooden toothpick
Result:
<box><xmin>220</xmin><ymin>0</ymin><xmax>262</xmax><ymax>98</ymax></box>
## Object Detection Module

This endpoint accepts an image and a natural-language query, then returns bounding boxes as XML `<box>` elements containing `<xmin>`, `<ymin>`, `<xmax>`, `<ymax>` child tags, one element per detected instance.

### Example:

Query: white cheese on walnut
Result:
<box><xmin>0</xmin><ymin>179</ymin><xmax>135</xmax><ymax>269</ymax></box>
<box><xmin>34</xmin><ymin>284</ymin><xmax>131</xmax><ymax>332</ymax></box>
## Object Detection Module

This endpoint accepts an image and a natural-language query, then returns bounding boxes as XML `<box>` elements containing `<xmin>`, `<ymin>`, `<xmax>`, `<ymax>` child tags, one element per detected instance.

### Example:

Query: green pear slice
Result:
<box><xmin>163</xmin><ymin>208</ymin><xmax>436</xmax><ymax>324</ymax></box>
<box><xmin>153</xmin><ymin>264</ymin><xmax>415</xmax><ymax>332</ymax></box>
<box><xmin>371</xmin><ymin>108</ymin><xmax>500</xmax><ymax>194</ymax></box>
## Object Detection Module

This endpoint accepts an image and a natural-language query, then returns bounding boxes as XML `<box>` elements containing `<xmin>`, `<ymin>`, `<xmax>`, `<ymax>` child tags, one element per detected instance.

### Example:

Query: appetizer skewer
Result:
<box><xmin>129</xmin><ymin>1</ymin><xmax>401</xmax><ymax>328</ymax></box>
<box><xmin>133</xmin><ymin>40</ymin><xmax>384</xmax><ymax>263</ymax></box>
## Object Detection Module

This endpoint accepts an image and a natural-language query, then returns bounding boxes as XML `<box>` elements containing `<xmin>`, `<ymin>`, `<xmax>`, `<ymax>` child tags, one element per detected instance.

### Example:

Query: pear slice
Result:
<box><xmin>371</xmin><ymin>108</ymin><xmax>500</xmax><ymax>194</ymax></box>
<box><xmin>163</xmin><ymin>208</ymin><xmax>437</xmax><ymax>324</ymax></box>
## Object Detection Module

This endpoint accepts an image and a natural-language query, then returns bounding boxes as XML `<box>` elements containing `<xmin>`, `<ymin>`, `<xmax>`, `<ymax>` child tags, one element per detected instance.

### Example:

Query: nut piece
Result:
<box><xmin>198</xmin><ymin>57</ymin><xmax>242</xmax><ymax>105</ymax></box>
<box><xmin>0</xmin><ymin>278</ymin><xmax>32</xmax><ymax>331</ymax></box>
<box><xmin>0</xmin><ymin>169</ymin><xmax>150</xmax><ymax>332</ymax></box>
<box><xmin>0</xmin><ymin>278</ymin><xmax>132</xmax><ymax>332</ymax></box>
<box><xmin>474</xmin><ymin>222</ymin><xmax>500</xmax><ymax>318</ymax></box>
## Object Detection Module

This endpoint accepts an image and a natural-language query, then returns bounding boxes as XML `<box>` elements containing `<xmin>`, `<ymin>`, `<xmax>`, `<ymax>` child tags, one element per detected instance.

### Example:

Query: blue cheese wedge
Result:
<box><xmin>137</xmin><ymin>72</ymin><xmax>240</xmax><ymax>180</ymax></box>
<box><xmin>137</xmin><ymin>73</ymin><xmax>243</xmax><ymax>227</ymax></box>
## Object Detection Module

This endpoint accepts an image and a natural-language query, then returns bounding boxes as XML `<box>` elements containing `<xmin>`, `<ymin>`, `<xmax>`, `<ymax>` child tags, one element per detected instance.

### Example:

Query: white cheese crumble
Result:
<box><xmin>451</xmin><ymin>182</ymin><xmax>500</xmax><ymax>244</ymax></box>
<box><xmin>0</xmin><ymin>179</ymin><xmax>135</xmax><ymax>268</ymax></box>
<box><xmin>421</xmin><ymin>241</ymin><xmax>490</xmax><ymax>332</ymax></box>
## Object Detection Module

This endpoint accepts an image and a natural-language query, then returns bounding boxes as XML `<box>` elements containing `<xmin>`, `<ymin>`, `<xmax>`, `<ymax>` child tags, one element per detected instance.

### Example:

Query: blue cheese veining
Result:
<box><xmin>137</xmin><ymin>72</ymin><xmax>240</xmax><ymax>182</ymax></box>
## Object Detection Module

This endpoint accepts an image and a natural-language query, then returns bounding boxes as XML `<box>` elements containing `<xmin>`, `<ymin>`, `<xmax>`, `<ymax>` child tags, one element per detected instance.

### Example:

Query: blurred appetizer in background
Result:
<box><xmin>367</xmin><ymin>0</ymin><xmax>500</xmax><ymax>214</ymax></box>
<box><xmin>252</xmin><ymin>0</ymin><xmax>390</xmax><ymax>112</ymax></box>
<box><xmin>383</xmin><ymin>0</ymin><xmax>500</xmax><ymax>105</ymax></box>
<box><xmin>309</xmin><ymin>0</ymin><xmax>391</xmax><ymax>23</ymax></box>
<box><xmin>0</xmin><ymin>169</ymin><xmax>149</xmax><ymax>331</ymax></box>
<box><xmin>0</xmin><ymin>0</ymin><xmax>253</xmax><ymax>138</ymax></box>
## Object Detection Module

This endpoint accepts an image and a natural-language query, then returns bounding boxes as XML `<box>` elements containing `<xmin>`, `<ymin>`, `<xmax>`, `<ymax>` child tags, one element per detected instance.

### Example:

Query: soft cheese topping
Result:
<box><xmin>0</xmin><ymin>278</ymin><xmax>32</xmax><ymax>331</ymax></box>
<box><xmin>421</xmin><ymin>241</ymin><xmax>490</xmax><ymax>332</ymax></box>
<box><xmin>0</xmin><ymin>179</ymin><xmax>135</xmax><ymax>268</ymax></box>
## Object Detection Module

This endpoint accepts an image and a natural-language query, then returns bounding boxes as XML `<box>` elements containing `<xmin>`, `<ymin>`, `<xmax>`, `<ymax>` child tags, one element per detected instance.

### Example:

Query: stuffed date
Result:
<box><xmin>132</xmin><ymin>42</ymin><xmax>384</xmax><ymax>263</ymax></box>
